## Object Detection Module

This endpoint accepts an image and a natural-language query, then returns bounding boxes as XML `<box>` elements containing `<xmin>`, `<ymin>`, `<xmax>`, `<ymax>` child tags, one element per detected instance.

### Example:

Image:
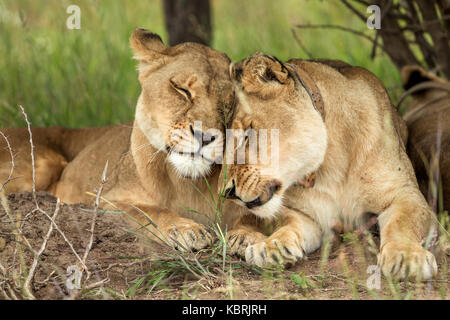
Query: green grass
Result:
<box><xmin>0</xmin><ymin>0</ymin><xmax>401</xmax><ymax>128</ymax></box>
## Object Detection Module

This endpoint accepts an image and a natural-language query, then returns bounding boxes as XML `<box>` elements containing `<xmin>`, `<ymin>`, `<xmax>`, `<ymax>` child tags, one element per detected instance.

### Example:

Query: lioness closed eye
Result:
<box><xmin>222</xmin><ymin>52</ymin><xmax>438</xmax><ymax>281</ymax></box>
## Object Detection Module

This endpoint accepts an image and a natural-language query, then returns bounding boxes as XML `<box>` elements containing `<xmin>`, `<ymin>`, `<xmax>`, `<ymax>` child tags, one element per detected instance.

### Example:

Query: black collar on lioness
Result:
<box><xmin>261</xmin><ymin>54</ymin><xmax>325</xmax><ymax>121</ymax></box>
<box><xmin>255</xmin><ymin>54</ymin><xmax>325</xmax><ymax>188</ymax></box>
<box><xmin>285</xmin><ymin>61</ymin><xmax>325</xmax><ymax>188</ymax></box>
<box><xmin>285</xmin><ymin>62</ymin><xmax>325</xmax><ymax>120</ymax></box>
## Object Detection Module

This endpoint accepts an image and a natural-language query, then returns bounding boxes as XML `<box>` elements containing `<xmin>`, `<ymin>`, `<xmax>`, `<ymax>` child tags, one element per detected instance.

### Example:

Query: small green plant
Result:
<box><xmin>291</xmin><ymin>273</ymin><xmax>316</xmax><ymax>290</ymax></box>
<box><xmin>341</xmin><ymin>231</ymin><xmax>359</xmax><ymax>243</ymax></box>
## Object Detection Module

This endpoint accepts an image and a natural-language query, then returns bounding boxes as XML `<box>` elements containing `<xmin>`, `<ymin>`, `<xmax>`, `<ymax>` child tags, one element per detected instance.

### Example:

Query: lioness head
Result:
<box><xmin>223</xmin><ymin>53</ymin><xmax>327</xmax><ymax>218</ymax></box>
<box><xmin>131</xmin><ymin>28</ymin><xmax>234</xmax><ymax>179</ymax></box>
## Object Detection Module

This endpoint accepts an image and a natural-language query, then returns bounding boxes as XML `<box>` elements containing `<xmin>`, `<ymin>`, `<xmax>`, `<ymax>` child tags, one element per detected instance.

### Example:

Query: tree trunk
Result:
<box><xmin>163</xmin><ymin>0</ymin><xmax>212</xmax><ymax>46</ymax></box>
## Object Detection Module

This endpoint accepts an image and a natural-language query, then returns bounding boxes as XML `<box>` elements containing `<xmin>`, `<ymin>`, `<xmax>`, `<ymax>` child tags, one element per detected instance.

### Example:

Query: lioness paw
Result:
<box><xmin>226</xmin><ymin>229</ymin><xmax>266</xmax><ymax>257</ymax></box>
<box><xmin>245</xmin><ymin>235</ymin><xmax>304</xmax><ymax>268</ymax></box>
<box><xmin>164</xmin><ymin>222</ymin><xmax>214</xmax><ymax>251</ymax></box>
<box><xmin>379</xmin><ymin>242</ymin><xmax>437</xmax><ymax>281</ymax></box>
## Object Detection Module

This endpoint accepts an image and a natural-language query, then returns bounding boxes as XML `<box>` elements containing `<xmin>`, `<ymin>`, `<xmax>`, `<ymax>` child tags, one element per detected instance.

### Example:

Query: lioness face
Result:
<box><xmin>223</xmin><ymin>53</ymin><xmax>327</xmax><ymax>218</ymax></box>
<box><xmin>131</xmin><ymin>29</ymin><xmax>234</xmax><ymax>179</ymax></box>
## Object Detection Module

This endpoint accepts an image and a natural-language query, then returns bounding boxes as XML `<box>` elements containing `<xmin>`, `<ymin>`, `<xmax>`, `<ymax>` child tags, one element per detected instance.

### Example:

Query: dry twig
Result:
<box><xmin>339</xmin><ymin>0</ymin><xmax>450</xmax><ymax>78</ymax></box>
<box><xmin>0</xmin><ymin>131</ymin><xmax>17</xmax><ymax>192</ymax></box>
<box><xmin>19</xmin><ymin>105</ymin><xmax>38</xmax><ymax>207</ymax></box>
<box><xmin>291</xmin><ymin>28</ymin><xmax>313</xmax><ymax>59</ymax></box>
<box><xmin>293</xmin><ymin>23</ymin><xmax>391</xmax><ymax>55</ymax></box>
<box><xmin>82</xmin><ymin>161</ymin><xmax>109</xmax><ymax>279</ymax></box>
<box><xmin>22</xmin><ymin>199</ymin><xmax>61</xmax><ymax>300</ymax></box>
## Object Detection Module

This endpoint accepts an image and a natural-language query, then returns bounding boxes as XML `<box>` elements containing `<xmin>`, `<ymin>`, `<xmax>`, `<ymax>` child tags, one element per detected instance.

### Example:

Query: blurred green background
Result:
<box><xmin>0</xmin><ymin>0</ymin><xmax>401</xmax><ymax>128</ymax></box>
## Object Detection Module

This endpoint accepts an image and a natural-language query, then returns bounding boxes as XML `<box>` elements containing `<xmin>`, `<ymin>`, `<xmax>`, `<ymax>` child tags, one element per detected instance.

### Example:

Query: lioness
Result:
<box><xmin>222</xmin><ymin>53</ymin><xmax>438</xmax><ymax>280</ymax></box>
<box><xmin>0</xmin><ymin>28</ymin><xmax>245</xmax><ymax>250</ymax></box>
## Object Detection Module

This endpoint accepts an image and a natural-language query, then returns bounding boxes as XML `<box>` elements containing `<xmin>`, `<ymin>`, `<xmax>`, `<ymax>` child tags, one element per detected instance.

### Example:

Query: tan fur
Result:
<box><xmin>0</xmin><ymin>29</ymin><xmax>246</xmax><ymax>250</ymax></box>
<box><xmin>400</xmin><ymin>65</ymin><xmax>450</xmax><ymax>212</ymax></box>
<box><xmin>223</xmin><ymin>53</ymin><xmax>437</xmax><ymax>280</ymax></box>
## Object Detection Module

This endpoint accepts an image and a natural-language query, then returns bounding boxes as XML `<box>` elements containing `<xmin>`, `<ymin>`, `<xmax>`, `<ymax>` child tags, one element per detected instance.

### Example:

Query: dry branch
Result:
<box><xmin>82</xmin><ymin>160</ymin><xmax>109</xmax><ymax>279</ymax></box>
<box><xmin>416</xmin><ymin>0</ymin><xmax>450</xmax><ymax>76</ymax></box>
<box><xmin>291</xmin><ymin>28</ymin><xmax>313</xmax><ymax>59</ymax></box>
<box><xmin>19</xmin><ymin>105</ymin><xmax>38</xmax><ymax>207</ymax></box>
<box><xmin>338</xmin><ymin>0</ymin><xmax>450</xmax><ymax>78</ymax></box>
<box><xmin>0</xmin><ymin>131</ymin><xmax>17</xmax><ymax>192</ymax></box>
<box><xmin>18</xmin><ymin>106</ymin><xmax>88</xmax><ymax>273</ymax></box>
<box><xmin>293</xmin><ymin>23</ymin><xmax>391</xmax><ymax>57</ymax></box>
<box><xmin>36</xmin><ymin>206</ymin><xmax>88</xmax><ymax>272</ymax></box>
<box><xmin>22</xmin><ymin>199</ymin><xmax>61</xmax><ymax>300</ymax></box>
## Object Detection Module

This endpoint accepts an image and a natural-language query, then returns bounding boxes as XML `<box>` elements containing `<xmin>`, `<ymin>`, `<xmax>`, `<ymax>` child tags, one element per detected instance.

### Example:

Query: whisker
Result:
<box><xmin>146</xmin><ymin>145</ymin><xmax>166</xmax><ymax>167</ymax></box>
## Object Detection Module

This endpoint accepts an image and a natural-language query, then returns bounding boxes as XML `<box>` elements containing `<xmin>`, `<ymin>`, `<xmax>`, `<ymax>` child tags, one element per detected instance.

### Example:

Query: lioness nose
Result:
<box><xmin>246</xmin><ymin>180</ymin><xmax>281</xmax><ymax>209</ymax></box>
<box><xmin>190</xmin><ymin>125</ymin><xmax>218</xmax><ymax>147</ymax></box>
<box><xmin>224</xmin><ymin>179</ymin><xmax>281</xmax><ymax>209</ymax></box>
<box><xmin>224</xmin><ymin>180</ymin><xmax>239</xmax><ymax>199</ymax></box>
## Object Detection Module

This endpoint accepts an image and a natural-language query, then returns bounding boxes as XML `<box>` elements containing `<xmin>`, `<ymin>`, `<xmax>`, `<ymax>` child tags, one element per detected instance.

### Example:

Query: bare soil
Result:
<box><xmin>0</xmin><ymin>192</ymin><xmax>448</xmax><ymax>300</ymax></box>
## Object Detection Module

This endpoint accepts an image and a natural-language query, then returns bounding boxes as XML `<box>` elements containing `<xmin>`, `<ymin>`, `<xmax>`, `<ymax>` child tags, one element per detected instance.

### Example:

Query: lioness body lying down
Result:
<box><xmin>223</xmin><ymin>53</ymin><xmax>437</xmax><ymax>280</ymax></box>
<box><xmin>400</xmin><ymin>65</ymin><xmax>450</xmax><ymax>212</ymax></box>
<box><xmin>0</xmin><ymin>29</ymin><xmax>245</xmax><ymax>250</ymax></box>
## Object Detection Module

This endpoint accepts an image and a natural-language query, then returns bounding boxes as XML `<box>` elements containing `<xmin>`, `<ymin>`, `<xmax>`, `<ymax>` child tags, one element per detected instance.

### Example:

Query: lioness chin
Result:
<box><xmin>222</xmin><ymin>53</ymin><xmax>438</xmax><ymax>281</ymax></box>
<box><xmin>0</xmin><ymin>28</ymin><xmax>246</xmax><ymax>251</ymax></box>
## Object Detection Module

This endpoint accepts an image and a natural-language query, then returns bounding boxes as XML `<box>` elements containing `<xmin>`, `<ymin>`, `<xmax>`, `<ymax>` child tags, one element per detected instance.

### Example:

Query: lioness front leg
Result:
<box><xmin>377</xmin><ymin>192</ymin><xmax>438</xmax><ymax>281</ymax></box>
<box><xmin>123</xmin><ymin>204</ymin><xmax>215</xmax><ymax>251</ymax></box>
<box><xmin>245</xmin><ymin>209</ymin><xmax>322</xmax><ymax>267</ymax></box>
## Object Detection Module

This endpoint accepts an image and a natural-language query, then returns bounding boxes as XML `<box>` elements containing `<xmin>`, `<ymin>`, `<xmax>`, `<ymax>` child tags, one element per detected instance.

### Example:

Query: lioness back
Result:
<box><xmin>54</xmin><ymin>124</ymin><xmax>133</xmax><ymax>203</ymax></box>
<box><xmin>288</xmin><ymin>58</ymin><xmax>409</xmax><ymax>145</ymax></box>
<box><xmin>0</xmin><ymin>125</ymin><xmax>120</xmax><ymax>195</ymax></box>
<box><xmin>401</xmin><ymin>65</ymin><xmax>450</xmax><ymax>211</ymax></box>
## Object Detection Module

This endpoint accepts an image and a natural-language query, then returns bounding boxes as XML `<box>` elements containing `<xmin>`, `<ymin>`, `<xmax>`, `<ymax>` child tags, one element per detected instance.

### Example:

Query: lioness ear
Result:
<box><xmin>401</xmin><ymin>65</ymin><xmax>441</xmax><ymax>90</ymax></box>
<box><xmin>263</xmin><ymin>64</ymin><xmax>289</xmax><ymax>84</ymax></box>
<box><xmin>270</xmin><ymin>68</ymin><xmax>289</xmax><ymax>84</ymax></box>
<box><xmin>259</xmin><ymin>55</ymin><xmax>289</xmax><ymax>84</ymax></box>
<box><xmin>229</xmin><ymin>62</ymin><xmax>243</xmax><ymax>82</ymax></box>
<box><xmin>130</xmin><ymin>28</ymin><xmax>167</xmax><ymax>61</ymax></box>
